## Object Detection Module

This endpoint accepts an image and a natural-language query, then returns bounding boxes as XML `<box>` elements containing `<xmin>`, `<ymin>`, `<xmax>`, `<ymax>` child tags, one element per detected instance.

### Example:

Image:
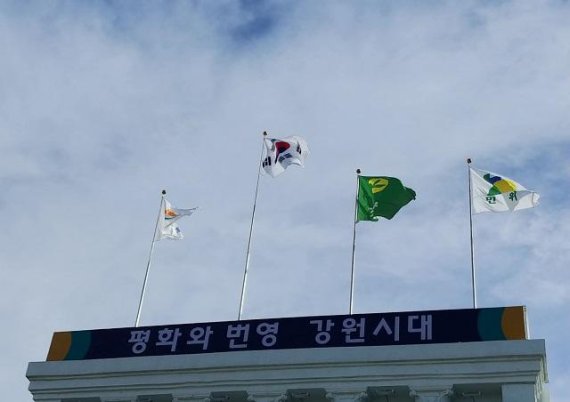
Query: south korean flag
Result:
<box><xmin>261</xmin><ymin>136</ymin><xmax>309</xmax><ymax>177</ymax></box>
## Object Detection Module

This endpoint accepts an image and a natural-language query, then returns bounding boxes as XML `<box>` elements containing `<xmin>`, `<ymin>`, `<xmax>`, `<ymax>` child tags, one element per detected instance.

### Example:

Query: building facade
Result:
<box><xmin>27</xmin><ymin>307</ymin><xmax>549</xmax><ymax>402</ymax></box>
<box><xmin>27</xmin><ymin>339</ymin><xmax>548</xmax><ymax>402</ymax></box>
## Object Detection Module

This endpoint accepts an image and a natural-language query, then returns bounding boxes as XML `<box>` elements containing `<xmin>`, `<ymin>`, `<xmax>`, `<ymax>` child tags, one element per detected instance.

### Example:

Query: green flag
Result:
<box><xmin>357</xmin><ymin>176</ymin><xmax>416</xmax><ymax>221</ymax></box>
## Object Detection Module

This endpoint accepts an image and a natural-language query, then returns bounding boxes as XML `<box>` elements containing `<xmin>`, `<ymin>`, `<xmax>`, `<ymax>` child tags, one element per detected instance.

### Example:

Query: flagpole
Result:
<box><xmin>467</xmin><ymin>158</ymin><xmax>477</xmax><ymax>309</ymax></box>
<box><xmin>349</xmin><ymin>169</ymin><xmax>361</xmax><ymax>315</ymax></box>
<box><xmin>238</xmin><ymin>131</ymin><xmax>267</xmax><ymax>320</ymax></box>
<box><xmin>135</xmin><ymin>190</ymin><xmax>165</xmax><ymax>327</ymax></box>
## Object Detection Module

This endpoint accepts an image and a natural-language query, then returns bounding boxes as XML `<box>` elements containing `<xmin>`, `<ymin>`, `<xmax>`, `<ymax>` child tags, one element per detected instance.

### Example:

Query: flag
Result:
<box><xmin>470</xmin><ymin>168</ymin><xmax>540</xmax><ymax>213</ymax></box>
<box><xmin>357</xmin><ymin>176</ymin><xmax>416</xmax><ymax>221</ymax></box>
<box><xmin>261</xmin><ymin>136</ymin><xmax>309</xmax><ymax>177</ymax></box>
<box><xmin>156</xmin><ymin>198</ymin><xmax>196</xmax><ymax>240</ymax></box>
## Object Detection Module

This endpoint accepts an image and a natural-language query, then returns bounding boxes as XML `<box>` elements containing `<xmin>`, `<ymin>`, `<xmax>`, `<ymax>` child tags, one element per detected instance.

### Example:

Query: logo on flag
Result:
<box><xmin>165</xmin><ymin>208</ymin><xmax>179</xmax><ymax>220</ymax></box>
<box><xmin>262</xmin><ymin>136</ymin><xmax>309</xmax><ymax>177</ymax></box>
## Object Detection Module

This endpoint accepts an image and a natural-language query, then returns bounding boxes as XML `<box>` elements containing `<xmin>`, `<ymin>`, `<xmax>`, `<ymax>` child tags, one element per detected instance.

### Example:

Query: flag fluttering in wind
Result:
<box><xmin>238</xmin><ymin>133</ymin><xmax>309</xmax><ymax>320</ymax></box>
<box><xmin>470</xmin><ymin>168</ymin><xmax>540</xmax><ymax>214</ymax></box>
<box><xmin>357</xmin><ymin>176</ymin><xmax>416</xmax><ymax>221</ymax></box>
<box><xmin>156</xmin><ymin>199</ymin><xmax>196</xmax><ymax>240</ymax></box>
<box><xmin>349</xmin><ymin>173</ymin><xmax>416</xmax><ymax>314</ymax></box>
<box><xmin>136</xmin><ymin>193</ymin><xmax>197</xmax><ymax>327</ymax></box>
<box><xmin>261</xmin><ymin>136</ymin><xmax>309</xmax><ymax>177</ymax></box>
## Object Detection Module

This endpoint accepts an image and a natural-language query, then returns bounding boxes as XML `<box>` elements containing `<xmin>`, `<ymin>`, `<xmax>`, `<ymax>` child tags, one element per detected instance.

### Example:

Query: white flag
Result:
<box><xmin>261</xmin><ymin>136</ymin><xmax>309</xmax><ymax>177</ymax></box>
<box><xmin>470</xmin><ymin>168</ymin><xmax>540</xmax><ymax>214</ymax></box>
<box><xmin>156</xmin><ymin>198</ymin><xmax>196</xmax><ymax>240</ymax></box>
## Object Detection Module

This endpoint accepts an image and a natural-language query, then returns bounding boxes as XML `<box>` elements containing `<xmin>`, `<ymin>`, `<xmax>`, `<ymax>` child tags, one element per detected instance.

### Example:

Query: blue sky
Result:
<box><xmin>1</xmin><ymin>1</ymin><xmax>569</xmax><ymax>400</ymax></box>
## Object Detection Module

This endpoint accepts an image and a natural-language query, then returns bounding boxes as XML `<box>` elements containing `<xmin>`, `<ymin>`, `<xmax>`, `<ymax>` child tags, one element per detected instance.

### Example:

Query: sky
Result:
<box><xmin>1</xmin><ymin>0</ymin><xmax>569</xmax><ymax>400</ymax></box>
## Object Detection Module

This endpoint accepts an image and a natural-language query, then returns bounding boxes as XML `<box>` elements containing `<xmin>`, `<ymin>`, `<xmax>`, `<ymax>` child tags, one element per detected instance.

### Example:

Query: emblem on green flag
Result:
<box><xmin>357</xmin><ymin>176</ymin><xmax>416</xmax><ymax>221</ymax></box>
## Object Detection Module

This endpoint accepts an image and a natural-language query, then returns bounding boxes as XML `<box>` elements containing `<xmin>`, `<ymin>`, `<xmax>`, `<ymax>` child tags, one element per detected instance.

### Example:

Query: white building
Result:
<box><xmin>26</xmin><ymin>307</ymin><xmax>549</xmax><ymax>402</ymax></box>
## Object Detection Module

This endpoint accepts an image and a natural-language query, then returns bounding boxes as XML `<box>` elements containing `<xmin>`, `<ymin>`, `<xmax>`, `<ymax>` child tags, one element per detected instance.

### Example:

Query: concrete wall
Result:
<box><xmin>27</xmin><ymin>340</ymin><xmax>549</xmax><ymax>402</ymax></box>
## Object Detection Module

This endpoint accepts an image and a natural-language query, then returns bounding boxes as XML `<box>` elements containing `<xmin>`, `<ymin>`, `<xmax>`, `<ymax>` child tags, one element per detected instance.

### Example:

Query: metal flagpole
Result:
<box><xmin>135</xmin><ymin>190</ymin><xmax>165</xmax><ymax>327</ymax></box>
<box><xmin>467</xmin><ymin>158</ymin><xmax>477</xmax><ymax>308</ymax></box>
<box><xmin>349</xmin><ymin>169</ymin><xmax>361</xmax><ymax>315</ymax></box>
<box><xmin>238</xmin><ymin>132</ymin><xmax>267</xmax><ymax>320</ymax></box>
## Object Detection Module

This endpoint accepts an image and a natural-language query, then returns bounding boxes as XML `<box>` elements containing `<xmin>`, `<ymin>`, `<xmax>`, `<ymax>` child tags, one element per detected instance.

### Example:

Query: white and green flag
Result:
<box><xmin>470</xmin><ymin>168</ymin><xmax>540</xmax><ymax>214</ymax></box>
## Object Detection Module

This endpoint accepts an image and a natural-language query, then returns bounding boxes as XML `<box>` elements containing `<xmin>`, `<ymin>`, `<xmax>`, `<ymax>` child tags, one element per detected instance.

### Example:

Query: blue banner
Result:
<box><xmin>47</xmin><ymin>306</ymin><xmax>526</xmax><ymax>361</ymax></box>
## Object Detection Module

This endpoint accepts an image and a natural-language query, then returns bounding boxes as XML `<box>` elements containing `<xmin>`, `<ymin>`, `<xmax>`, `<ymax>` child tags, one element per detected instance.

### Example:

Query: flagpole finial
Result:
<box><xmin>356</xmin><ymin>169</ymin><xmax>361</xmax><ymax>174</ymax></box>
<box><xmin>161</xmin><ymin>190</ymin><xmax>166</xmax><ymax>195</ymax></box>
<box><xmin>467</xmin><ymin>158</ymin><xmax>472</xmax><ymax>164</ymax></box>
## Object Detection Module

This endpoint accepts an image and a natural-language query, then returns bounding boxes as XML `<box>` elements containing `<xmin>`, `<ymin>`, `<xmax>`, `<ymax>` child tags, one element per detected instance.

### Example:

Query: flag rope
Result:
<box><xmin>135</xmin><ymin>190</ymin><xmax>166</xmax><ymax>327</ymax></box>
<box><xmin>238</xmin><ymin>132</ymin><xmax>267</xmax><ymax>320</ymax></box>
